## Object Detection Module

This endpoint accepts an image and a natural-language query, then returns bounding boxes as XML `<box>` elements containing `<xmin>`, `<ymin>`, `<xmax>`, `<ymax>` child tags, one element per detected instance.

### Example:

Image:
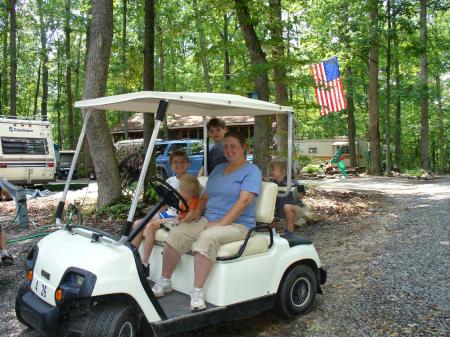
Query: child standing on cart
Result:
<box><xmin>269</xmin><ymin>158</ymin><xmax>310</xmax><ymax>236</ymax></box>
<box><xmin>198</xmin><ymin>117</ymin><xmax>227</xmax><ymax>176</ymax></box>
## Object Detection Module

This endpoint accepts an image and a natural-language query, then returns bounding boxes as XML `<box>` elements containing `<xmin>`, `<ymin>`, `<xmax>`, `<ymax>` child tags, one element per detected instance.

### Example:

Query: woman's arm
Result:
<box><xmin>207</xmin><ymin>191</ymin><xmax>255</xmax><ymax>227</ymax></box>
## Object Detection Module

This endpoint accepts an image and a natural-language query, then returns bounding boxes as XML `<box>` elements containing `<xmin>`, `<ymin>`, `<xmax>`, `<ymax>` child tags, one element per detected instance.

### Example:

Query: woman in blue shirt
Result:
<box><xmin>152</xmin><ymin>131</ymin><xmax>262</xmax><ymax>311</ymax></box>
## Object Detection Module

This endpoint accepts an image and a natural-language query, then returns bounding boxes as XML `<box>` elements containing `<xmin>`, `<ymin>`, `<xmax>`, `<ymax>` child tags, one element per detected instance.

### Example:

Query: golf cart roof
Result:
<box><xmin>75</xmin><ymin>91</ymin><xmax>294</xmax><ymax>116</ymax></box>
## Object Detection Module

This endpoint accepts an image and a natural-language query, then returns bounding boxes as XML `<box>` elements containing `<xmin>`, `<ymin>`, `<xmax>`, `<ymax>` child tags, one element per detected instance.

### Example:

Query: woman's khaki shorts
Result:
<box><xmin>165</xmin><ymin>217</ymin><xmax>249</xmax><ymax>261</ymax></box>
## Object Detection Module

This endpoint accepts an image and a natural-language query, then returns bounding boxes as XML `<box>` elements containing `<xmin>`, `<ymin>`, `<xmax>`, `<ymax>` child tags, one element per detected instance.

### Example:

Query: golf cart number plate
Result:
<box><xmin>32</xmin><ymin>278</ymin><xmax>49</xmax><ymax>300</ymax></box>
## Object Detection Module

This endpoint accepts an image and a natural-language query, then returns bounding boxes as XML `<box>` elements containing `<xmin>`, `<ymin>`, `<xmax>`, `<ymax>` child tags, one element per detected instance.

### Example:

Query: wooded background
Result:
<box><xmin>0</xmin><ymin>0</ymin><xmax>448</xmax><ymax>204</ymax></box>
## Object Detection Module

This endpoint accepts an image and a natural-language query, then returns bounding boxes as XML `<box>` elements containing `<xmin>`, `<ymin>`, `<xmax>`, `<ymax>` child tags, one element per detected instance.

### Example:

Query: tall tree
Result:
<box><xmin>367</xmin><ymin>0</ymin><xmax>381</xmax><ymax>175</ymax></box>
<box><xmin>392</xmin><ymin>4</ymin><xmax>402</xmax><ymax>170</ymax></box>
<box><xmin>82</xmin><ymin>0</ymin><xmax>121</xmax><ymax>207</ymax></box>
<box><xmin>33</xmin><ymin>61</ymin><xmax>41</xmax><ymax>116</ymax></box>
<box><xmin>65</xmin><ymin>0</ymin><xmax>75</xmax><ymax>148</ymax></box>
<box><xmin>268</xmin><ymin>0</ymin><xmax>288</xmax><ymax>156</ymax></box>
<box><xmin>222</xmin><ymin>13</ymin><xmax>231</xmax><ymax>91</ymax></box>
<box><xmin>122</xmin><ymin>0</ymin><xmax>129</xmax><ymax>139</ymax></box>
<box><xmin>8</xmin><ymin>0</ymin><xmax>16</xmax><ymax>116</ymax></box>
<box><xmin>384</xmin><ymin>0</ymin><xmax>392</xmax><ymax>174</ymax></box>
<box><xmin>37</xmin><ymin>0</ymin><xmax>48</xmax><ymax>120</ymax></box>
<box><xmin>419</xmin><ymin>0</ymin><xmax>430</xmax><ymax>171</ymax></box>
<box><xmin>435</xmin><ymin>75</ymin><xmax>445</xmax><ymax>174</ymax></box>
<box><xmin>193</xmin><ymin>0</ymin><xmax>212</xmax><ymax>92</ymax></box>
<box><xmin>235</xmin><ymin>0</ymin><xmax>271</xmax><ymax>176</ymax></box>
<box><xmin>0</xmin><ymin>13</ymin><xmax>8</xmax><ymax>115</ymax></box>
<box><xmin>143</xmin><ymin>0</ymin><xmax>156</xmax><ymax>197</ymax></box>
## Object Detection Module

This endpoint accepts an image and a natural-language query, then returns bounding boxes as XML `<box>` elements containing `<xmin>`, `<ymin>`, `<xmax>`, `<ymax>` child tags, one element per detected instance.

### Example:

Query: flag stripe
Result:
<box><xmin>311</xmin><ymin>57</ymin><xmax>347</xmax><ymax>116</ymax></box>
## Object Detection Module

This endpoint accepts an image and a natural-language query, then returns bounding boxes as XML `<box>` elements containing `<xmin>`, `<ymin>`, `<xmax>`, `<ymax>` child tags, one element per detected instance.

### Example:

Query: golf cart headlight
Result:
<box><xmin>25</xmin><ymin>245</ymin><xmax>39</xmax><ymax>282</ymax></box>
<box><xmin>57</xmin><ymin>268</ymin><xmax>96</xmax><ymax>303</ymax></box>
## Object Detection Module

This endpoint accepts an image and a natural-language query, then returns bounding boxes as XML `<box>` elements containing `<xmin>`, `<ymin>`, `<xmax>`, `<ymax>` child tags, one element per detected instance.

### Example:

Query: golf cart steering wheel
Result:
<box><xmin>149</xmin><ymin>176</ymin><xmax>189</xmax><ymax>212</ymax></box>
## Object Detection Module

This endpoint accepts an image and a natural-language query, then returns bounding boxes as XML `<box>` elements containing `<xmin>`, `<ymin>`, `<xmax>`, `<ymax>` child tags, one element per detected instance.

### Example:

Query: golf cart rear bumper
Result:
<box><xmin>17</xmin><ymin>287</ymin><xmax>59</xmax><ymax>337</ymax></box>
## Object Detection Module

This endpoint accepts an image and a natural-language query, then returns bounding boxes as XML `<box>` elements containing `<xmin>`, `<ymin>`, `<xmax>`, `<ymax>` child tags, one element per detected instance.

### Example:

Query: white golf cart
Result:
<box><xmin>15</xmin><ymin>92</ymin><xmax>327</xmax><ymax>337</ymax></box>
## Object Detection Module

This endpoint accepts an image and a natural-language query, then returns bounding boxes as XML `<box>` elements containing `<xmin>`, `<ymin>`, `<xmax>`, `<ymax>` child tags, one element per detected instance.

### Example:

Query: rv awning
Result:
<box><xmin>332</xmin><ymin>141</ymin><xmax>350</xmax><ymax>146</ymax></box>
<box><xmin>74</xmin><ymin>91</ymin><xmax>294</xmax><ymax>116</ymax></box>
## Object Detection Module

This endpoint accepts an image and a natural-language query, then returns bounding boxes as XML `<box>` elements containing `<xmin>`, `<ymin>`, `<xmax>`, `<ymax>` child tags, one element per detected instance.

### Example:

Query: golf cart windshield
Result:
<box><xmin>56</xmin><ymin>91</ymin><xmax>295</xmax><ymax>241</ymax></box>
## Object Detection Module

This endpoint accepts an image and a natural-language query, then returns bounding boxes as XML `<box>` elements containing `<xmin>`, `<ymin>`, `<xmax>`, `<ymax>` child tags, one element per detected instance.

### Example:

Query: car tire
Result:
<box><xmin>82</xmin><ymin>303</ymin><xmax>137</xmax><ymax>337</ymax></box>
<box><xmin>276</xmin><ymin>264</ymin><xmax>317</xmax><ymax>318</ymax></box>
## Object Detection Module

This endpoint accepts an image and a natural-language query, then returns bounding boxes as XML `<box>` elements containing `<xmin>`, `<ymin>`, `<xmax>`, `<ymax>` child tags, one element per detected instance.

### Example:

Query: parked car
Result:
<box><xmin>55</xmin><ymin>150</ymin><xmax>77</xmax><ymax>180</ymax></box>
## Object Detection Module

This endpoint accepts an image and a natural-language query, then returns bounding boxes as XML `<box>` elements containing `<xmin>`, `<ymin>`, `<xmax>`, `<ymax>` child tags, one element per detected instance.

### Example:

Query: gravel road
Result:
<box><xmin>1</xmin><ymin>176</ymin><xmax>449</xmax><ymax>337</ymax></box>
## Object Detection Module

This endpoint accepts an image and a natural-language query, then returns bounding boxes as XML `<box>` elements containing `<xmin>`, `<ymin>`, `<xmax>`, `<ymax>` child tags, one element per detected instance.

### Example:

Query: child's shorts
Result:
<box><xmin>158</xmin><ymin>211</ymin><xmax>176</xmax><ymax>219</ymax></box>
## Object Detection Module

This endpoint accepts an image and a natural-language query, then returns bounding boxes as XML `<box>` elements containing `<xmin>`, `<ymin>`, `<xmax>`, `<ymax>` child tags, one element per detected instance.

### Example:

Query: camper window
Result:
<box><xmin>1</xmin><ymin>137</ymin><xmax>49</xmax><ymax>155</ymax></box>
<box><xmin>308</xmin><ymin>147</ymin><xmax>317</xmax><ymax>154</ymax></box>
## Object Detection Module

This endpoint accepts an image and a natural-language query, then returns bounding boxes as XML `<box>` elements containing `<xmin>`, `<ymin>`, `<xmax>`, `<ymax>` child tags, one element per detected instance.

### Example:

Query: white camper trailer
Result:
<box><xmin>295</xmin><ymin>137</ymin><xmax>369</xmax><ymax>167</ymax></box>
<box><xmin>0</xmin><ymin>116</ymin><xmax>56</xmax><ymax>184</ymax></box>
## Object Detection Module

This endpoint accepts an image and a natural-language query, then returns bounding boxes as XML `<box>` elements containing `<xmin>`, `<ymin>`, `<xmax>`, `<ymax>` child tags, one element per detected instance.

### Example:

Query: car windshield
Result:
<box><xmin>154</xmin><ymin>144</ymin><xmax>167</xmax><ymax>157</ymax></box>
<box><xmin>59</xmin><ymin>154</ymin><xmax>74</xmax><ymax>167</ymax></box>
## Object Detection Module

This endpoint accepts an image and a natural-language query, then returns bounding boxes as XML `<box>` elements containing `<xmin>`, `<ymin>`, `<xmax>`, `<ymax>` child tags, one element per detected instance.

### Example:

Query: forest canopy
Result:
<box><xmin>0</xmin><ymin>0</ymin><xmax>448</xmax><ymax>173</ymax></box>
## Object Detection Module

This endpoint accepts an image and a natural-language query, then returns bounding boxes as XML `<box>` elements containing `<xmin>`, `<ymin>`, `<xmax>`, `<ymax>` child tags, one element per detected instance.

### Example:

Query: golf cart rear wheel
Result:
<box><xmin>82</xmin><ymin>303</ymin><xmax>137</xmax><ymax>337</ymax></box>
<box><xmin>276</xmin><ymin>264</ymin><xmax>317</xmax><ymax>318</ymax></box>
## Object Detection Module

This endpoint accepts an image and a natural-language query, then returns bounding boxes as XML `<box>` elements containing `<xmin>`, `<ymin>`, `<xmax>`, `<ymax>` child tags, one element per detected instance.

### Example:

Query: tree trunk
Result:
<box><xmin>56</xmin><ymin>42</ymin><xmax>62</xmax><ymax>147</ymax></box>
<box><xmin>367</xmin><ymin>0</ymin><xmax>381</xmax><ymax>175</ymax></box>
<box><xmin>346</xmin><ymin>66</ymin><xmax>357</xmax><ymax>168</ymax></box>
<box><xmin>393</xmin><ymin>6</ymin><xmax>401</xmax><ymax>170</ymax></box>
<box><xmin>37</xmin><ymin>0</ymin><xmax>48</xmax><ymax>121</ymax></box>
<box><xmin>384</xmin><ymin>0</ymin><xmax>392</xmax><ymax>175</ymax></box>
<box><xmin>65</xmin><ymin>0</ymin><xmax>75</xmax><ymax>148</ymax></box>
<box><xmin>193</xmin><ymin>0</ymin><xmax>212</xmax><ymax>92</ymax></box>
<box><xmin>223</xmin><ymin>14</ymin><xmax>231</xmax><ymax>91</ymax></box>
<box><xmin>419</xmin><ymin>0</ymin><xmax>429</xmax><ymax>171</ymax></box>
<box><xmin>8</xmin><ymin>0</ymin><xmax>17</xmax><ymax>117</ymax></box>
<box><xmin>143</xmin><ymin>0</ymin><xmax>156</xmax><ymax>200</ymax></box>
<box><xmin>122</xmin><ymin>0</ymin><xmax>129</xmax><ymax>139</ymax></box>
<box><xmin>1</xmin><ymin>17</ymin><xmax>8</xmax><ymax>115</ymax></box>
<box><xmin>33</xmin><ymin>61</ymin><xmax>41</xmax><ymax>117</ymax></box>
<box><xmin>435</xmin><ymin>75</ymin><xmax>445</xmax><ymax>174</ymax></box>
<box><xmin>82</xmin><ymin>0</ymin><xmax>121</xmax><ymax>207</ymax></box>
<box><xmin>235</xmin><ymin>0</ymin><xmax>271</xmax><ymax>177</ymax></box>
<box><xmin>156</xmin><ymin>22</ymin><xmax>169</xmax><ymax>139</ymax></box>
<box><xmin>268</xmin><ymin>0</ymin><xmax>288</xmax><ymax>157</ymax></box>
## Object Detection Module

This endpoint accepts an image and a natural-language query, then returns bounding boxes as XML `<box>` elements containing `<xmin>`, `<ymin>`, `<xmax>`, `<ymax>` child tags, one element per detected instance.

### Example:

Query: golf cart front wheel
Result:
<box><xmin>82</xmin><ymin>303</ymin><xmax>137</xmax><ymax>337</ymax></box>
<box><xmin>276</xmin><ymin>264</ymin><xmax>317</xmax><ymax>318</ymax></box>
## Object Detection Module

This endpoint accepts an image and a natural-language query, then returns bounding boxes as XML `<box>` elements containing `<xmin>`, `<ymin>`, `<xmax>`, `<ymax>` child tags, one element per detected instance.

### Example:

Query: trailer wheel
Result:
<box><xmin>276</xmin><ymin>264</ymin><xmax>317</xmax><ymax>318</ymax></box>
<box><xmin>82</xmin><ymin>303</ymin><xmax>137</xmax><ymax>337</ymax></box>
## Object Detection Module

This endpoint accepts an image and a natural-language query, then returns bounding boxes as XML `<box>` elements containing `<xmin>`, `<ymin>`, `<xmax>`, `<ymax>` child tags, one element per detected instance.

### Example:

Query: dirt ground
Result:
<box><xmin>1</xmin><ymin>176</ymin><xmax>449</xmax><ymax>337</ymax></box>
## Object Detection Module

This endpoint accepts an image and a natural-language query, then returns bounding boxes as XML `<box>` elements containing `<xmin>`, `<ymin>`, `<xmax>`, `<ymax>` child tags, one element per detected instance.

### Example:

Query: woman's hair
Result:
<box><xmin>269</xmin><ymin>158</ymin><xmax>288</xmax><ymax>176</ymax></box>
<box><xmin>224</xmin><ymin>130</ymin><xmax>247</xmax><ymax>146</ymax></box>
<box><xmin>179</xmin><ymin>175</ymin><xmax>202</xmax><ymax>198</ymax></box>
<box><xmin>169</xmin><ymin>150</ymin><xmax>189</xmax><ymax>164</ymax></box>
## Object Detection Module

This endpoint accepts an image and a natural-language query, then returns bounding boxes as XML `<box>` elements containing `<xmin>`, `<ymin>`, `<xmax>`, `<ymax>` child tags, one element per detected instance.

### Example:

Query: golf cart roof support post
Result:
<box><xmin>55</xmin><ymin>109</ymin><xmax>92</xmax><ymax>226</ymax></box>
<box><xmin>122</xmin><ymin>100</ymin><xmax>168</xmax><ymax>238</ymax></box>
<box><xmin>202</xmin><ymin>116</ymin><xmax>208</xmax><ymax>176</ymax></box>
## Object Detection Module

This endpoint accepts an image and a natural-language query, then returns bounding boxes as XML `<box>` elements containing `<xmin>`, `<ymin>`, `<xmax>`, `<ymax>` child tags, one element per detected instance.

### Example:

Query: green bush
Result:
<box><xmin>403</xmin><ymin>168</ymin><xmax>428</xmax><ymax>177</ymax></box>
<box><xmin>302</xmin><ymin>164</ymin><xmax>323</xmax><ymax>174</ymax></box>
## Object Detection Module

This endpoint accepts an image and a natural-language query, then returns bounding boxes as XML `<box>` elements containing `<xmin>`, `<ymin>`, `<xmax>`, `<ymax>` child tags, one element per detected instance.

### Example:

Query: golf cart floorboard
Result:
<box><xmin>148</xmin><ymin>280</ymin><xmax>218</xmax><ymax>318</ymax></box>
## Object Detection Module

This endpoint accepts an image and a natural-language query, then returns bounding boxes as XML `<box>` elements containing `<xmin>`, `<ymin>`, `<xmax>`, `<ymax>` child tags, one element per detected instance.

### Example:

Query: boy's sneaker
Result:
<box><xmin>282</xmin><ymin>230</ymin><xmax>294</xmax><ymax>237</ymax></box>
<box><xmin>152</xmin><ymin>277</ymin><xmax>172</xmax><ymax>297</ymax></box>
<box><xmin>1</xmin><ymin>254</ymin><xmax>14</xmax><ymax>266</ymax></box>
<box><xmin>190</xmin><ymin>289</ymin><xmax>206</xmax><ymax>311</ymax></box>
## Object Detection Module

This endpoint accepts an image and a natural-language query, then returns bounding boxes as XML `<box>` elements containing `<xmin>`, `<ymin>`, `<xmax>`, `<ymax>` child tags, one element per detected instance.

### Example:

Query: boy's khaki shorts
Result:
<box><xmin>165</xmin><ymin>217</ymin><xmax>249</xmax><ymax>261</ymax></box>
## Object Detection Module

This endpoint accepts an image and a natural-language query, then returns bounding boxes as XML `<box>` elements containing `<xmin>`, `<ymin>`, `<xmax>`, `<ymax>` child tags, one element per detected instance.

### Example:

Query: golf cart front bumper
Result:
<box><xmin>17</xmin><ymin>286</ymin><xmax>59</xmax><ymax>336</ymax></box>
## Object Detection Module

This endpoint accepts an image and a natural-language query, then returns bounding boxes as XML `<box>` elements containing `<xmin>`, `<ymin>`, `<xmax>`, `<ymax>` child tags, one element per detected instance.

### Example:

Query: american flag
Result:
<box><xmin>311</xmin><ymin>56</ymin><xmax>347</xmax><ymax>116</ymax></box>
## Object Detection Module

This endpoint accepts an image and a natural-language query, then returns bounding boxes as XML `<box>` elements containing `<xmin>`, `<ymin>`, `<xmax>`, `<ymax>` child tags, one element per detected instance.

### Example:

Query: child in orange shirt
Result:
<box><xmin>140</xmin><ymin>175</ymin><xmax>202</xmax><ymax>276</ymax></box>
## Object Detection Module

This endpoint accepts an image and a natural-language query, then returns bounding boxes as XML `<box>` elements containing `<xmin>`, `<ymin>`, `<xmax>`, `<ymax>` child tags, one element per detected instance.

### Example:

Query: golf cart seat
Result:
<box><xmin>154</xmin><ymin>180</ymin><xmax>278</xmax><ymax>259</ymax></box>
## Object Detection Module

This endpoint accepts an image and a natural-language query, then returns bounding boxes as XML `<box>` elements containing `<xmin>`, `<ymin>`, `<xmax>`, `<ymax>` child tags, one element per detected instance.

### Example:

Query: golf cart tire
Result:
<box><xmin>82</xmin><ymin>303</ymin><xmax>137</xmax><ymax>337</ymax></box>
<box><xmin>15</xmin><ymin>284</ymin><xmax>33</xmax><ymax>330</ymax></box>
<box><xmin>276</xmin><ymin>264</ymin><xmax>317</xmax><ymax>318</ymax></box>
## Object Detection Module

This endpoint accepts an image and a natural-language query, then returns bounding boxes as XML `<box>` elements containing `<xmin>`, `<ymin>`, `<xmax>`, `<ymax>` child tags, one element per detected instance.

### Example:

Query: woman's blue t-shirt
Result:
<box><xmin>204</xmin><ymin>162</ymin><xmax>262</xmax><ymax>229</ymax></box>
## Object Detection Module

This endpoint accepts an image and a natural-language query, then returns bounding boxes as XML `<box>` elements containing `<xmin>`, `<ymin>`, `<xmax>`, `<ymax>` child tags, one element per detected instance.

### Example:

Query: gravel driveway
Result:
<box><xmin>1</xmin><ymin>176</ymin><xmax>449</xmax><ymax>337</ymax></box>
